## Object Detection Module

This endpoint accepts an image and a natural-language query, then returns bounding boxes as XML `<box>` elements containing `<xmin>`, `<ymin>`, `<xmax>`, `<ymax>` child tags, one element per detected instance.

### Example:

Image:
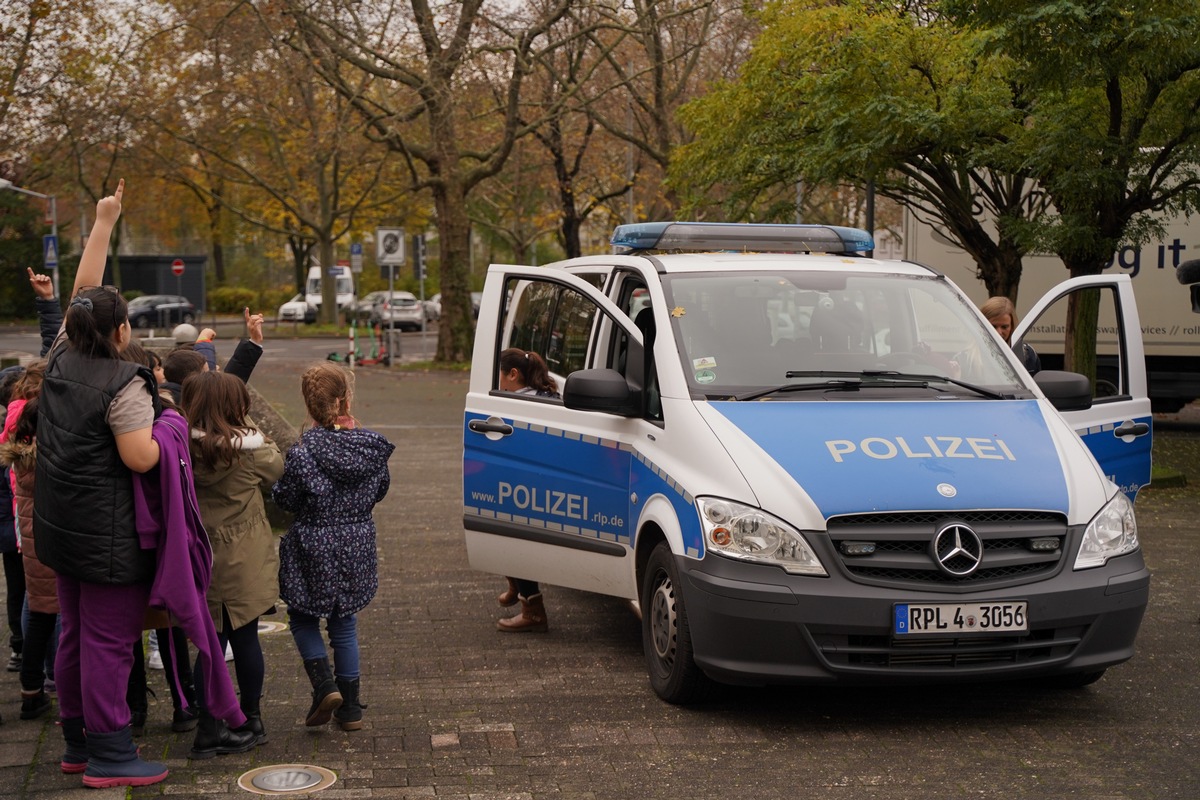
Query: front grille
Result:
<box><xmin>825</xmin><ymin>510</ymin><xmax>1071</xmax><ymax>590</ymax></box>
<box><xmin>814</xmin><ymin>626</ymin><xmax>1087</xmax><ymax>670</ymax></box>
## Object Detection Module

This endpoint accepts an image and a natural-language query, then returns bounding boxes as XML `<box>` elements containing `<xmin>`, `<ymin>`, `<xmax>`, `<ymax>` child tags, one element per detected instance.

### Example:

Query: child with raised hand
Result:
<box><xmin>181</xmin><ymin>370</ymin><xmax>284</xmax><ymax>754</ymax></box>
<box><xmin>272</xmin><ymin>362</ymin><xmax>393</xmax><ymax>731</ymax></box>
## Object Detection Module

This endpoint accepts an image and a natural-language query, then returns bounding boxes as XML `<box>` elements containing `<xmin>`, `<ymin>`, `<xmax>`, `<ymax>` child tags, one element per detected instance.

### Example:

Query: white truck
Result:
<box><xmin>305</xmin><ymin>265</ymin><xmax>356</xmax><ymax>310</ymax></box>
<box><xmin>903</xmin><ymin>207</ymin><xmax>1200</xmax><ymax>411</ymax></box>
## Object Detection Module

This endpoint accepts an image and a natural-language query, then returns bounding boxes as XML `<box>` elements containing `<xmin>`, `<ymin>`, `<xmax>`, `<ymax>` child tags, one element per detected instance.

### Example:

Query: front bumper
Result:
<box><xmin>678</xmin><ymin>550</ymin><xmax>1149</xmax><ymax>686</ymax></box>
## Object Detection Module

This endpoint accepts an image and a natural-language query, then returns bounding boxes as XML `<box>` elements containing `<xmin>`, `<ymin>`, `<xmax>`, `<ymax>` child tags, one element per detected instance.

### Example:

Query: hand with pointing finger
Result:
<box><xmin>27</xmin><ymin>267</ymin><xmax>54</xmax><ymax>300</ymax></box>
<box><xmin>245</xmin><ymin>307</ymin><xmax>264</xmax><ymax>344</ymax></box>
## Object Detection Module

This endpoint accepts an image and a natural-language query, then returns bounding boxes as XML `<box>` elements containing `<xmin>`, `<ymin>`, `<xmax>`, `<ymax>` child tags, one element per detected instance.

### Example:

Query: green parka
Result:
<box><xmin>190</xmin><ymin>426</ymin><xmax>285</xmax><ymax>631</ymax></box>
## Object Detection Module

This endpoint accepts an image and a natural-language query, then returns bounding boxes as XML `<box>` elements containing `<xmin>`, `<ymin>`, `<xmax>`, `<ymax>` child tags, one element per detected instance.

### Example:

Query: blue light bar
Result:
<box><xmin>610</xmin><ymin>221</ymin><xmax>874</xmax><ymax>255</ymax></box>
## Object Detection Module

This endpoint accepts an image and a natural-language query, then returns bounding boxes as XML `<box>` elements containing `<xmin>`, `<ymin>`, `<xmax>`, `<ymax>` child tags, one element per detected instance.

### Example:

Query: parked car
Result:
<box><xmin>127</xmin><ymin>294</ymin><xmax>196</xmax><ymax>329</ymax></box>
<box><xmin>369</xmin><ymin>291</ymin><xmax>425</xmax><ymax>331</ymax></box>
<box><xmin>353</xmin><ymin>291</ymin><xmax>389</xmax><ymax>321</ymax></box>
<box><xmin>277</xmin><ymin>293</ymin><xmax>317</xmax><ymax>324</ymax></box>
<box><xmin>424</xmin><ymin>293</ymin><xmax>442</xmax><ymax>321</ymax></box>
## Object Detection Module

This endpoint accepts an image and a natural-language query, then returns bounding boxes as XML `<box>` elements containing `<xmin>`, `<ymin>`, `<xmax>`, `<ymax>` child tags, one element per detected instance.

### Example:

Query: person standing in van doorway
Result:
<box><xmin>980</xmin><ymin>296</ymin><xmax>1041</xmax><ymax>374</ymax></box>
<box><xmin>495</xmin><ymin>348</ymin><xmax>560</xmax><ymax>633</ymax></box>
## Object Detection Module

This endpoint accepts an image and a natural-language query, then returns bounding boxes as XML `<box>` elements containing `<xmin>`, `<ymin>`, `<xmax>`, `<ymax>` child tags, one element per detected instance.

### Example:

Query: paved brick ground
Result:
<box><xmin>2</xmin><ymin>362</ymin><xmax>1198</xmax><ymax>799</ymax></box>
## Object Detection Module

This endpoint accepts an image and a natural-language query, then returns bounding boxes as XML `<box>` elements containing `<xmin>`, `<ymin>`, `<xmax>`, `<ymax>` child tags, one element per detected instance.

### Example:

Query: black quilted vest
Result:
<box><xmin>34</xmin><ymin>346</ymin><xmax>159</xmax><ymax>585</ymax></box>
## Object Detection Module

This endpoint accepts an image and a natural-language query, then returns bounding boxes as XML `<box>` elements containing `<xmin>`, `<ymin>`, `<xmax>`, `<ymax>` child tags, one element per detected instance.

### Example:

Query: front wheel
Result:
<box><xmin>641</xmin><ymin>542</ymin><xmax>707</xmax><ymax>704</ymax></box>
<box><xmin>181</xmin><ymin>312</ymin><xmax>195</xmax><ymax>324</ymax></box>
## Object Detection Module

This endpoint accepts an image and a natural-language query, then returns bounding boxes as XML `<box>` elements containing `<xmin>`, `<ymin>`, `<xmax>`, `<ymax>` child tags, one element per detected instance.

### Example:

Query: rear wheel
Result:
<box><xmin>134</xmin><ymin>315</ymin><xmax>151</xmax><ymax>329</ymax></box>
<box><xmin>181</xmin><ymin>312</ymin><xmax>195</xmax><ymax>324</ymax></box>
<box><xmin>641</xmin><ymin>542</ymin><xmax>707</xmax><ymax>704</ymax></box>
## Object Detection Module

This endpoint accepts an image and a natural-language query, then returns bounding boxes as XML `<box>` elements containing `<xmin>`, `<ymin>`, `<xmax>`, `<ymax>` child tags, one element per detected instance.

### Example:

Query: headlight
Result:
<box><xmin>1075</xmin><ymin>491</ymin><xmax>1138</xmax><ymax>569</ymax></box>
<box><xmin>697</xmin><ymin>497</ymin><xmax>826</xmax><ymax>575</ymax></box>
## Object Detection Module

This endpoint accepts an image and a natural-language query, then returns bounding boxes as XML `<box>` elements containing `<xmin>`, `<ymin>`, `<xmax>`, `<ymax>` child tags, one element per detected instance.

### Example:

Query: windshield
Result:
<box><xmin>662</xmin><ymin>271</ymin><xmax>1026</xmax><ymax>398</ymax></box>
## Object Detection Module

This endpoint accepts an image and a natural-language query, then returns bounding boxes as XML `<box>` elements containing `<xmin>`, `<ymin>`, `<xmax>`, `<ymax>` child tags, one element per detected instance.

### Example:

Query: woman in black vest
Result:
<box><xmin>33</xmin><ymin>180</ymin><xmax>170</xmax><ymax>789</ymax></box>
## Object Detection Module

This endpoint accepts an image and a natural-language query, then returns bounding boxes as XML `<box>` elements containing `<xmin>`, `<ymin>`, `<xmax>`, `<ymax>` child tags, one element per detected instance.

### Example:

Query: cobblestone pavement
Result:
<box><xmin>2</xmin><ymin>360</ymin><xmax>1198</xmax><ymax>799</ymax></box>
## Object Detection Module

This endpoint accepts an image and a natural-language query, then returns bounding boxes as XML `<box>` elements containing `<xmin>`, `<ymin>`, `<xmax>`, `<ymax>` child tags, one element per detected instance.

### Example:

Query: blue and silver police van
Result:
<box><xmin>463</xmin><ymin>222</ymin><xmax>1151</xmax><ymax>703</ymax></box>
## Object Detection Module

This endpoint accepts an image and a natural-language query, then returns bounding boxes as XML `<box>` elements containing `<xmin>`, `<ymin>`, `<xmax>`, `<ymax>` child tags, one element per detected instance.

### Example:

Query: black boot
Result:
<box><xmin>302</xmin><ymin>658</ymin><xmax>342</xmax><ymax>727</ymax></box>
<box><xmin>233</xmin><ymin>701</ymin><xmax>268</xmax><ymax>746</ymax></box>
<box><xmin>20</xmin><ymin>689</ymin><xmax>52</xmax><ymax>720</ymax></box>
<box><xmin>60</xmin><ymin>716</ymin><xmax>87</xmax><ymax>774</ymax></box>
<box><xmin>126</xmin><ymin>644</ymin><xmax>149</xmax><ymax>736</ymax></box>
<box><xmin>188</xmin><ymin>710</ymin><xmax>257</xmax><ymax>760</ymax></box>
<box><xmin>333</xmin><ymin>678</ymin><xmax>364</xmax><ymax>731</ymax></box>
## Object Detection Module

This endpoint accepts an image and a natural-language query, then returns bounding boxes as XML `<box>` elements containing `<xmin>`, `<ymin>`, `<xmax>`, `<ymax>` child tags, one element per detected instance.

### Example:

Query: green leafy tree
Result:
<box><xmin>672</xmin><ymin>1</ymin><xmax>1045</xmax><ymax>300</ymax></box>
<box><xmin>946</xmin><ymin>0</ymin><xmax>1200</xmax><ymax>374</ymax></box>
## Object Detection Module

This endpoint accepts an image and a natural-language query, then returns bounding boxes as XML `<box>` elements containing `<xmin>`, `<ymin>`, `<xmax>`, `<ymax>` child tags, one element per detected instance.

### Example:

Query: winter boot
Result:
<box><xmin>172</xmin><ymin>705</ymin><xmax>200</xmax><ymax>732</ymax></box>
<box><xmin>496</xmin><ymin>593</ymin><xmax>549</xmax><ymax>633</ymax></box>
<box><xmin>20</xmin><ymin>689</ymin><xmax>52</xmax><ymax>720</ymax></box>
<box><xmin>333</xmin><ymin>678</ymin><xmax>364</xmax><ymax>731</ymax></box>
<box><xmin>497</xmin><ymin>577</ymin><xmax>519</xmax><ymax>607</ymax></box>
<box><xmin>126</xmin><ymin>659</ymin><xmax>149</xmax><ymax>736</ymax></box>
<box><xmin>234</xmin><ymin>701</ymin><xmax>268</xmax><ymax>746</ymax></box>
<box><xmin>302</xmin><ymin>658</ymin><xmax>342</xmax><ymax>727</ymax></box>
<box><xmin>60</xmin><ymin>716</ymin><xmax>88</xmax><ymax>774</ymax></box>
<box><xmin>188</xmin><ymin>710</ymin><xmax>257</xmax><ymax>759</ymax></box>
<box><xmin>82</xmin><ymin>726</ymin><xmax>169</xmax><ymax>788</ymax></box>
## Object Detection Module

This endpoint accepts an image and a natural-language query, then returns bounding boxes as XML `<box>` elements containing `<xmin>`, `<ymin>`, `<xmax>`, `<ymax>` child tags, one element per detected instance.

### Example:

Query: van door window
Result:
<box><xmin>1021</xmin><ymin>285</ymin><xmax>1128</xmax><ymax>399</ymax></box>
<box><xmin>502</xmin><ymin>276</ymin><xmax>601</xmax><ymax>387</ymax></box>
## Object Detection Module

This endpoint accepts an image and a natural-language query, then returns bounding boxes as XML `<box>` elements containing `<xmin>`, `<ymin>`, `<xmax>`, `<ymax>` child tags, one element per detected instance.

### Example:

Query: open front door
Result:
<box><xmin>1015</xmin><ymin>274</ymin><xmax>1151</xmax><ymax>499</ymax></box>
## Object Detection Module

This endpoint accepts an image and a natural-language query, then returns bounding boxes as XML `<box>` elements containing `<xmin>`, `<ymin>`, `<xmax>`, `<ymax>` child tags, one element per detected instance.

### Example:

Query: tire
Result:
<box><xmin>134</xmin><ymin>315</ymin><xmax>151</xmax><ymax>329</ymax></box>
<box><xmin>641</xmin><ymin>541</ymin><xmax>707</xmax><ymax>704</ymax></box>
<box><xmin>181</xmin><ymin>312</ymin><xmax>195</xmax><ymax>324</ymax></box>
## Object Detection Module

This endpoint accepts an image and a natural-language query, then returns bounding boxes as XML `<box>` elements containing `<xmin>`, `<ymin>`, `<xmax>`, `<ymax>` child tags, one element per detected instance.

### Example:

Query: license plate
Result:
<box><xmin>894</xmin><ymin>602</ymin><xmax>1028</xmax><ymax>635</ymax></box>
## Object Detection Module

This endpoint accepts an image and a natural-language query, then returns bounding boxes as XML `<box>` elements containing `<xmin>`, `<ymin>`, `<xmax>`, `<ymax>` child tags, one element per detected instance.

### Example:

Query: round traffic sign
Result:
<box><xmin>171</xmin><ymin>258</ymin><xmax>185</xmax><ymax>276</ymax></box>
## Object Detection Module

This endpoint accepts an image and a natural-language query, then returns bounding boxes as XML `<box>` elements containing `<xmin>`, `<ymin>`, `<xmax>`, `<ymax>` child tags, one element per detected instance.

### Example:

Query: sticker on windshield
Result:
<box><xmin>695</xmin><ymin>369</ymin><xmax>716</xmax><ymax>384</ymax></box>
<box><xmin>693</xmin><ymin>356</ymin><xmax>716</xmax><ymax>370</ymax></box>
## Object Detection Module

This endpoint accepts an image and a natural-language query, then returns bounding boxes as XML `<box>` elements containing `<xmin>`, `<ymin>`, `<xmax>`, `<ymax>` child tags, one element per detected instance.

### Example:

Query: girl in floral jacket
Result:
<box><xmin>273</xmin><ymin>362</ymin><xmax>393</xmax><ymax>731</ymax></box>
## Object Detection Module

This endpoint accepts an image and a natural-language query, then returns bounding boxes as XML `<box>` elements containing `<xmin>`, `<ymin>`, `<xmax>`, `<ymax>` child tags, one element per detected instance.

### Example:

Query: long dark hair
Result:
<box><xmin>181</xmin><ymin>371</ymin><xmax>252</xmax><ymax>470</ymax></box>
<box><xmin>64</xmin><ymin>286</ymin><xmax>128</xmax><ymax>359</ymax></box>
<box><xmin>499</xmin><ymin>348</ymin><xmax>559</xmax><ymax>397</ymax></box>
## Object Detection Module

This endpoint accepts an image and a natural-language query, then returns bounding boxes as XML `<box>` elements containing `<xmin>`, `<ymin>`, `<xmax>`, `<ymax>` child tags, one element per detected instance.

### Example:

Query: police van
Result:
<box><xmin>463</xmin><ymin>222</ymin><xmax>1151</xmax><ymax>703</ymax></box>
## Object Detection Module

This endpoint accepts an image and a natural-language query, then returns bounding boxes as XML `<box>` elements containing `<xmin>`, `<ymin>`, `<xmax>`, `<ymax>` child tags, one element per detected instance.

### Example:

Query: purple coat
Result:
<box><xmin>132</xmin><ymin>409</ymin><xmax>245</xmax><ymax>727</ymax></box>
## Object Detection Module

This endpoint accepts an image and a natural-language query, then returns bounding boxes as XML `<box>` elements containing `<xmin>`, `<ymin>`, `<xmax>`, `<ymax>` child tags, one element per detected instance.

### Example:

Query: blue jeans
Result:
<box><xmin>289</xmin><ymin>610</ymin><xmax>359</xmax><ymax>680</ymax></box>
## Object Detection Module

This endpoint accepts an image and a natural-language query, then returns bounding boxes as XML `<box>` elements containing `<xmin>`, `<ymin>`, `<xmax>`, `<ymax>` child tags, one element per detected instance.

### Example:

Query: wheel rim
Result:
<box><xmin>649</xmin><ymin>571</ymin><xmax>677</xmax><ymax>667</ymax></box>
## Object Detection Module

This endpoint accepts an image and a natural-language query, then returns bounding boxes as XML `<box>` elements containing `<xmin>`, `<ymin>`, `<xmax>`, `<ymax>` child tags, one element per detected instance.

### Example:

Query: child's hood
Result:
<box><xmin>190</xmin><ymin>428</ymin><xmax>270</xmax><ymax>487</ymax></box>
<box><xmin>301</xmin><ymin>426</ymin><xmax>394</xmax><ymax>484</ymax></box>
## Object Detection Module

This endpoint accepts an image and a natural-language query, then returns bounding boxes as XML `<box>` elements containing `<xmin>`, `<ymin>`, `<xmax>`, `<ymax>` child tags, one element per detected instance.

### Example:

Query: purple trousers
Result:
<box><xmin>55</xmin><ymin>574</ymin><xmax>149</xmax><ymax>734</ymax></box>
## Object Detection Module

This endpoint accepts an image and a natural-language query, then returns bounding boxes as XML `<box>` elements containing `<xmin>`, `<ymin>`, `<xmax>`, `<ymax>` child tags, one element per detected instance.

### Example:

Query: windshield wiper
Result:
<box><xmin>854</xmin><ymin>370</ymin><xmax>1013</xmax><ymax>400</ymax></box>
<box><xmin>733</xmin><ymin>370</ymin><xmax>1011</xmax><ymax>402</ymax></box>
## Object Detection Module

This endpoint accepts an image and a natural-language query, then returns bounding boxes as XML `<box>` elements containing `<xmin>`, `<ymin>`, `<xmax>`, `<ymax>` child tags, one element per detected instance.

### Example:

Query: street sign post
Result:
<box><xmin>171</xmin><ymin>258</ymin><xmax>185</xmax><ymax>299</ymax></box>
<box><xmin>43</xmin><ymin>235</ymin><xmax>59</xmax><ymax>270</ymax></box>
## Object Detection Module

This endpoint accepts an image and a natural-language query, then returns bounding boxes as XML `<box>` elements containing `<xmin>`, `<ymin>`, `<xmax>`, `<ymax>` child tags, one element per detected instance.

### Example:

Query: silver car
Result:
<box><xmin>368</xmin><ymin>291</ymin><xmax>425</xmax><ymax>331</ymax></box>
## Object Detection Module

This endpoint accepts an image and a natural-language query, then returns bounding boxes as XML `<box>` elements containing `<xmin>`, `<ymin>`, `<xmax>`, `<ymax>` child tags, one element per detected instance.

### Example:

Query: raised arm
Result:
<box><xmin>72</xmin><ymin>179</ymin><xmax>124</xmax><ymax>298</ymax></box>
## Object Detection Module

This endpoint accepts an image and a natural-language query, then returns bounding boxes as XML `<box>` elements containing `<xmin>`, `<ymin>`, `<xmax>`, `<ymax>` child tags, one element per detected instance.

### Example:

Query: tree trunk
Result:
<box><xmin>435</xmin><ymin>181</ymin><xmax>475</xmax><ymax>363</ymax></box>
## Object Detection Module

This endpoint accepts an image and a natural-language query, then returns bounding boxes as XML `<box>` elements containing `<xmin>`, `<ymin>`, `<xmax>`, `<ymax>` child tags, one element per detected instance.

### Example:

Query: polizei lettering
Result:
<box><xmin>498</xmin><ymin>482</ymin><xmax>590</xmax><ymax>520</ymax></box>
<box><xmin>824</xmin><ymin>436</ymin><xmax>1017</xmax><ymax>463</ymax></box>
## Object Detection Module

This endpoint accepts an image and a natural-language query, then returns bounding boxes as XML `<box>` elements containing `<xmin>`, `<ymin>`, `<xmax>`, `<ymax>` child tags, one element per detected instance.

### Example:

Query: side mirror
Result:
<box><xmin>1034</xmin><ymin>370</ymin><xmax>1093</xmax><ymax>412</ymax></box>
<box><xmin>563</xmin><ymin>368</ymin><xmax>642</xmax><ymax>416</ymax></box>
